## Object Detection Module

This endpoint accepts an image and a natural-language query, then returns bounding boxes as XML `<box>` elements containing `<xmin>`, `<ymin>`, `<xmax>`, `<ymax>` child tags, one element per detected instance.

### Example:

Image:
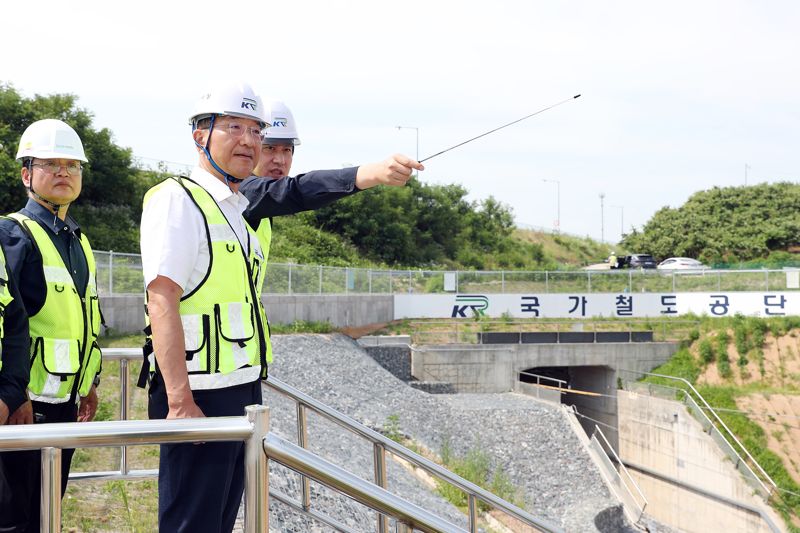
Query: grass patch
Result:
<box><xmin>269</xmin><ymin>320</ymin><xmax>335</xmax><ymax>334</ymax></box>
<box><xmin>61</xmin><ymin>334</ymin><xmax>159</xmax><ymax>531</ymax></box>
<box><xmin>436</xmin><ymin>438</ymin><xmax>525</xmax><ymax>512</ymax></box>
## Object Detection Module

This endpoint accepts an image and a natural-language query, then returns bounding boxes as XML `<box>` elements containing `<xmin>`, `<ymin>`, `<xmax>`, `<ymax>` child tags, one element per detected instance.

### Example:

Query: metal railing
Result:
<box><xmin>0</xmin><ymin>406</ymin><xmax>477</xmax><ymax>533</ymax></box>
<box><xmin>588</xmin><ymin>425</ymin><xmax>647</xmax><ymax>524</ymax></box>
<box><xmin>620</xmin><ymin>371</ymin><xmax>776</xmax><ymax>498</ymax></box>
<box><xmin>92</xmin><ymin>250</ymin><xmax>800</xmax><ymax>296</ymax></box>
<box><xmin>263</xmin><ymin>373</ymin><xmax>563</xmax><ymax>533</ymax></box>
<box><xmin>410</xmin><ymin>319</ymin><xmax>698</xmax><ymax>345</ymax></box>
<box><xmin>80</xmin><ymin>348</ymin><xmax>563</xmax><ymax>532</ymax></box>
<box><xmin>0</xmin><ymin>406</ymin><xmax>269</xmax><ymax>532</ymax></box>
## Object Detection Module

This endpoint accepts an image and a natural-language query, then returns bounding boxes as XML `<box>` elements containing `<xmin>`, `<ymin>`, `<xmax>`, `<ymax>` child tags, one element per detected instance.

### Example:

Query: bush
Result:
<box><xmin>698</xmin><ymin>339</ymin><xmax>715</xmax><ymax>364</ymax></box>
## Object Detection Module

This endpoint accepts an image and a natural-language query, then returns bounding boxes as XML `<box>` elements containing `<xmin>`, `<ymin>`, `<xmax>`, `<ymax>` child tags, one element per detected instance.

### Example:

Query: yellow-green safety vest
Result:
<box><xmin>143</xmin><ymin>177</ymin><xmax>271</xmax><ymax>390</ymax></box>
<box><xmin>0</xmin><ymin>246</ymin><xmax>14</xmax><ymax>373</ymax></box>
<box><xmin>255</xmin><ymin>218</ymin><xmax>271</xmax><ymax>265</ymax></box>
<box><xmin>6</xmin><ymin>213</ymin><xmax>102</xmax><ymax>403</ymax></box>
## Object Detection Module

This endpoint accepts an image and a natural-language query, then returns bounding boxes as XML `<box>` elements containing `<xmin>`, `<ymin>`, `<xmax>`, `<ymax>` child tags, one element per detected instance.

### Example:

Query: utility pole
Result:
<box><xmin>599</xmin><ymin>193</ymin><xmax>605</xmax><ymax>243</ymax></box>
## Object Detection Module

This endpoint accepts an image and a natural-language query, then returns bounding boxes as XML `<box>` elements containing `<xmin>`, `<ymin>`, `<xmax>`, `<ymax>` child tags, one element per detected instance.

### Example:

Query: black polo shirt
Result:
<box><xmin>0</xmin><ymin>266</ymin><xmax>30</xmax><ymax>414</ymax></box>
<box><xmin>240</xmin><ymin>167</ymin><xmax>359</xmax><ymax>229</ymax></box>
<box><xmin>0</xmin><ymin>199</ymin><xmax>90</xmax><ymax>317</ymax></box>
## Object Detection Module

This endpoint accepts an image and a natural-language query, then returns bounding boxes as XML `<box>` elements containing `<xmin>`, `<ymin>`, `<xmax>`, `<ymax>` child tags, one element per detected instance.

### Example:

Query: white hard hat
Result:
<box><xmin>189</xmin><ymin>81</ymin><xmax>266</xmax><ymax>127</ymax></box>
<box><xmin>16</xmin><ymin>119</ymin><xmax>88</xmax><ymax>162</ymax></box>
<box><xmin>262</xmin><ymin>100</ymin><xmax>301</xmax><ymax>145</ymax></box>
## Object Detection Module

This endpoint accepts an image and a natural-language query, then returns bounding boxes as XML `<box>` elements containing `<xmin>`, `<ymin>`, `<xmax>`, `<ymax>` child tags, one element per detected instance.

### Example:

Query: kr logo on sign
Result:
<box><xmin>451</xmin><ymin>294</ymin><xmax>489</xmax><ymax>318</ymax></box>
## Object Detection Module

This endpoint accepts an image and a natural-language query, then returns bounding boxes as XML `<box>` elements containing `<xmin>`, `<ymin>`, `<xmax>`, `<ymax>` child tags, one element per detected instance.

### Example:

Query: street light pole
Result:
<box><xmin>542</xmin><ymin>179</ymin><xmax>561</xmax><ymax>233</ymax></box>
<box><xmin>396</xmin><ymin>126</ymin><xmax>419</xmax><ymax>169</ymax></box>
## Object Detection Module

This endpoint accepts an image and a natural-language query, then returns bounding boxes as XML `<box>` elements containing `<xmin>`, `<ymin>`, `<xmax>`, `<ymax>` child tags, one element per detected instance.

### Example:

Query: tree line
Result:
<box><xmin>622</xmin><ymin>182</ymin><xmax>800</xmax><ymax>264</ymax></box>
<box><xmin>0</xmin><ymin>83</ymin><xmax>549</xmax><ymax>269</ymax></box>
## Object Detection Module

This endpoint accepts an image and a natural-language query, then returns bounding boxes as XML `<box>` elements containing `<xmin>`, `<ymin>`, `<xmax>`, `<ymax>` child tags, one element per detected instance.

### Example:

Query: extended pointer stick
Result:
<box><xmin>419</xmin><ymin>94</ymin><xmax>581</xmax><ymax>163</ymax></box>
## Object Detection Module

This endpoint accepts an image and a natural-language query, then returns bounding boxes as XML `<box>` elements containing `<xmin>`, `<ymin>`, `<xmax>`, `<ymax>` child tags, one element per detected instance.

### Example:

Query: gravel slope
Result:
<box><xmin>245</xmin><ymin>334</ymin><xmax>639</xmax><ymax>532</ymax></box>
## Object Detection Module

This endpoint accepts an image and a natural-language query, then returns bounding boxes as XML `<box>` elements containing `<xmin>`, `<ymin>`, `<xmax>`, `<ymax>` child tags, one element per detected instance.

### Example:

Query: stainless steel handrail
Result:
<box><xmin>265</xmin><ymin>433</ymin><xmax>463</xmax><ymax>533</ymax></box>
<box><xmin>590</xmin><ymin>425</ymin><xmax>647</xmax><ymax>522</ymax></box>
<box><xmin>264</xmin><ymin>374</ymin><xmax>563</xmax><ymax>533</ymax></box>
<box><xmin>621</xmin><ymin>369</ymin><xmax>776</xmax><ymax>496</ymax></box>
<box><xmin>0</xmin><ymin>406</ymin><xmax>270</xmax><ymax>533</ymax></box>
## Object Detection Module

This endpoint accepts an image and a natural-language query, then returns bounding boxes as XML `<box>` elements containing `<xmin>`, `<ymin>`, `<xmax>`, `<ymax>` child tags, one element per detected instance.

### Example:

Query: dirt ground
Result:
<box><xmin>695</xmin><ymin>330</ymin><xmax>800</xmax><ymax>488</ymax></box>
<box><xmin>736</xmin><ymin>393</ymin><xmax>800</xmax><ymax>486</ymax></box>
<box><xmin>697</xmin><ymin>331</ymin><xmax>800</xmax><ymax>387</ymax></box>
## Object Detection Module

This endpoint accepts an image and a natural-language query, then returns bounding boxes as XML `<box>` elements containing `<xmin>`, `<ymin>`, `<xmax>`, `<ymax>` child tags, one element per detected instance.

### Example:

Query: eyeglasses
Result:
<box><xmin>216</xmin><ymin>121</ymin><xmax>265</xmax><ymax>142</ymax></box>
<box><xmin>31</xmin><ymin>161</ymin><xmax>83</xmax><ymax>176</ymax></box>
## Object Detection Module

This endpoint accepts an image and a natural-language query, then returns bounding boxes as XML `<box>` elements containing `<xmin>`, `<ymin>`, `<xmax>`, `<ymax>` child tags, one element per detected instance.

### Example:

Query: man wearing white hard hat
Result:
<box><xmin>244</xmin><ymin>98</ymin><xmax>422</xmax><ymax>262</ymax></box>
<box><xmin>0</xmin><ymin>119</ymin><xmax>102</xmax><ymax>532</ymax></box>
<box><xmin>139</xmin><ymin>81</ymin><xmax>421</xmax><ymax>532</ymax></box>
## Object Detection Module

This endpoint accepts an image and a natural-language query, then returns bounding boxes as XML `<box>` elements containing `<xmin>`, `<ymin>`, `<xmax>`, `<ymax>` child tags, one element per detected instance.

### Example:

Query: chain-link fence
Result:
<box><xmin>93</xmin><ymin>250</ymin><xmax>800</xmax><ymax>296</ymax></box>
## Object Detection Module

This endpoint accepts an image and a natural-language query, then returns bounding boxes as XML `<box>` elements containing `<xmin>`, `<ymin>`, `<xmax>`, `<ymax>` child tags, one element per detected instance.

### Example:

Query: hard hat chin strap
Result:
<box><xmin>193</xmin><ymin>115</ymin><xmax>246</xmax><ymax>186</ymax></box>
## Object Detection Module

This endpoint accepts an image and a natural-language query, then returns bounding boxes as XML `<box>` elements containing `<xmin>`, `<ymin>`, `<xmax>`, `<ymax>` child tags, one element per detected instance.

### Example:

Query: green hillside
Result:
<box><xmin>622</xmin><ymin>183</ymin><xmax>800</xmax><ymax>265</ymax></box>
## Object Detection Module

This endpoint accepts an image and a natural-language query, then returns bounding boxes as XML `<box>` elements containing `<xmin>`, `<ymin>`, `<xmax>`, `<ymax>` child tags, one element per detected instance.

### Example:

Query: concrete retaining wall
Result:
<box><xmin>617</xmin><ymin>390</ymin><xmax>783</xmax><ymax>532</ymax></box>
<box><xmin>100</xmin><ymin>294</ymin><xmax>394</xmax><ymax>333</ymax></box>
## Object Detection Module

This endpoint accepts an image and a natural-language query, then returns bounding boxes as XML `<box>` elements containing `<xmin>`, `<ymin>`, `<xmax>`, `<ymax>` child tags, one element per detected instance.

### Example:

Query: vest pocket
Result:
<box><xmin>181</xmin><ymin>314</ymin><xmax>211</xmax><ymax>373</ymax></box>
<box><xmin>28</xmin><ymin>337</ymin><xmax>80</xmax><ymax>398</ymax></box>
<box><xmin>214</xmin><ymin>302</ymin><xmax>257</xmax><ymax>373</ymax></box>
<box><xmin>36</xmin><ymin>337</ymin><xmax>81</xmax><ymax>376</ymax></box>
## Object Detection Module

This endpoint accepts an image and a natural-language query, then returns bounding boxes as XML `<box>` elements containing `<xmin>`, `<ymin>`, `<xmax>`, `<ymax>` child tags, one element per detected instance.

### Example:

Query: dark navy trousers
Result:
<box><xmin>148</xmin><ymin>375</ymin><xmax>262</xmax><ymax>533</ymax></box>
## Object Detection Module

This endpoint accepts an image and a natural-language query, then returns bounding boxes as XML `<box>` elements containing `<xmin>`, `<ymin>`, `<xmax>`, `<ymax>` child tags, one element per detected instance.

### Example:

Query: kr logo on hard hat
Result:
<box><xmin>241</xmin><ymin>98</ymin><xmax>258</xmax><ymax>111</ymax></box>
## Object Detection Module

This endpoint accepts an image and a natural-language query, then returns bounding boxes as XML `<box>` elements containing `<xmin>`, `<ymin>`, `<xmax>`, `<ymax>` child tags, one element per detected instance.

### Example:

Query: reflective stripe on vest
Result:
<box><xmin>6</xmin><ymin>213</ymin><xmax>102</xmax><ymax>403</ymax></box>
<box><xmin>0</xmin><ymin>247</ymin><xmax>14</xmax><ymax>372</ymax></box>
<box><xmin>143</xmin><ymin>177</ymin><xmax>271</xmax><ymax>391</ymax></box>
<box><xmin>254</xmin><ymin>218</ymin><xmax>271</xmax><ymax>289</ymax></box>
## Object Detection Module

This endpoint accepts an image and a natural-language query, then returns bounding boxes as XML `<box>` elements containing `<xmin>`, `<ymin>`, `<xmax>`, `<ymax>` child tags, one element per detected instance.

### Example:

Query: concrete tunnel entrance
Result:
<box><xmin>520</xmin><ymin>365</ymin><xmax>619</xmax><ymax>451</ymax></box>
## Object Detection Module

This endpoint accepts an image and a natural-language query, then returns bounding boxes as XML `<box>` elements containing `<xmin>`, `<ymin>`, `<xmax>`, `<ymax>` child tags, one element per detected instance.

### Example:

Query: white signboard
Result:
<box><xmin>393</xmin><ymin>292</ymin><xmax>797</xmax><ymax>319</ymax></box>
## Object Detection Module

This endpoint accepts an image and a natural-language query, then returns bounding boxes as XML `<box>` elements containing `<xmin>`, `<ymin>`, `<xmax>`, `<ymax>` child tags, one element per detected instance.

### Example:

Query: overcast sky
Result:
<box><xmin>3</xmin><ymin>0</ymin><xmax>799</xmax><ymax>243</ymax></box>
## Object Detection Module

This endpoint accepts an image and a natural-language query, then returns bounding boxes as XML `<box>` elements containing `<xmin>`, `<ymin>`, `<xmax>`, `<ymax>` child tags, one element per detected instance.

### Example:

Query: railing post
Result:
<box><xmin>501</xmin><ymin>271</ymin><xmax>505</xmax><ymax>293</ymax></box>
<box><xmin>389</xmin><ymin>271</ymin><xmax>393</xmax><ymax>293</ymax></box>
<box><xmin>545</xmin><ymin>271</ymin><xmax>549</xmax><ymax>293</ymax></box>
<box><xmin>628</xmin><ymin>270</ymin><xmax>632</xmax><ymax>293</ymax></box>
<box><xmin>672</xmin><ymin>271</ymin><xmax>676</xmax><ymax>292</ymax></box>
<box><xmin>297</xmin><ymin>403</ymin><xmax>311</xmax><ymax>510</ymax></box>
<box><xmin>41</xmin><ymin>446</ymin><xmax>62</xmax><ymax>533</ymax></box>
<box><xmin>467</xmin><ymin>493</ymin><xmax>478</xmax><ymax>533</ymax></box>
<box><xmin>108</xmin><ymin>250</ymin><xmax>114</xmax><ymax>296</ymax></box>
<box><xmin>455</xmin><ymin>271</ymin><xmax>459</xmax><ymax>293</ymax></box>
<box><xmin>120</xmin><ymin>359</ymin><xmax>130</xmax><ymax>475</ymax></box>
<box><xmin>369</xmin><ymin>269</ymin><xmax>373</xmax><ymax>294</ymax></box>
<box><xmin>587</xmin><ymin>271</ymin><xmax>592</xmax><ymax>292</ymax></box>
<box><xmin>244</xmin><ymin>405</ymin><xmax>270</xmax><ymax>533</ymax></box>
<box><xmin>319</xmin><ymin>265</ymin><xmax>322</xmax><ymax>294</ymax></box>
<box><xmin>374</xmin><ymin>442</ymin><xmax>388</xmax><ymax>533</ymax></box>
<box><xmin>288</xmin><ymin>264</ymin><xmax>293</xmax><ymax>295</ymax></box>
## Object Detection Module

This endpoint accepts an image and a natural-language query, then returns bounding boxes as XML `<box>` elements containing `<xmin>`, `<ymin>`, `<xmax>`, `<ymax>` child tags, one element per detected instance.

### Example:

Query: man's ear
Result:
<box><xmin>192</xmin><ymin>129</ymin><xmax>208</xmax><ymax>152</ymax></box>
<box><xmin>21</xmin><ymin>166</ymin><xmax>31</xmax><ymax>188</ymax></box>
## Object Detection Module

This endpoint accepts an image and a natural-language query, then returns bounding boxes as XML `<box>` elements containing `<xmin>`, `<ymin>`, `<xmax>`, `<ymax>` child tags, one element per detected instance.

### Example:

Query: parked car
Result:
<box><xmin>656</xmin><ymin>257</ymin><xmax>709</xmax><ymax>270</ymax></box>
<box><xmin>622</xmin><ymin>254</ymin><xmax>658</xmax><ymax>269</ymax></box>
